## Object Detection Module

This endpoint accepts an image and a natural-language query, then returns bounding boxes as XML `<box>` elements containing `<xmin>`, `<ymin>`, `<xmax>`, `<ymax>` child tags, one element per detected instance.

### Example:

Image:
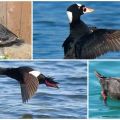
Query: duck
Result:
<box><xmin>95</xmin><ymin>71</ymin><xmax>120</xmax><ymax>104</ymax></box>
<box><xmin>0</xmin><ymin>66</ymin><xmax>59</xmax><ymax>103</ymax></box>
<box><xmin>63</xmin><ymin>3</ymin><xmax>120</xmax><ymax>59</ymax></box>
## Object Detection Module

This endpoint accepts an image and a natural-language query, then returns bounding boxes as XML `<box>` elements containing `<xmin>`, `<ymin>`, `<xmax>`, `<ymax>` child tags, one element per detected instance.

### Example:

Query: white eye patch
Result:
<box><xmin>29</xmin><ymin>71</ymin><xmax>41</xmax><ymax>77</ymax></box>
<box><xmin>66</xmin><ymin>11</ymin><xmax>73</xmax><ymax>23</ymax></box>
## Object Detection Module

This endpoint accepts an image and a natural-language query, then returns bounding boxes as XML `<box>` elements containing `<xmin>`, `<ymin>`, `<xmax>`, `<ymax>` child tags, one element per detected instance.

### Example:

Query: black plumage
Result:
<box><xmin>76</xmin><ymin>29</ymin><xmax>120</xmax><ymax>59</ymax></box>
<box><xmin>63</xmin><ymin>3</ymin><xmax>120</xmax><ymax>59</ymax></box>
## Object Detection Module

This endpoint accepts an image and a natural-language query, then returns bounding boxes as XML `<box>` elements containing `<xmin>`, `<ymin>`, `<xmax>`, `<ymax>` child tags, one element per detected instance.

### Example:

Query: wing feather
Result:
<box><xmin>76</xmin><ymin>29</ymin><xmax>120</xmax><ymax>59</ymax></box>
<box><xmin>20</xmin><ymin>73</ymin><xmax>39</xmax><ymax>103</ymax></box>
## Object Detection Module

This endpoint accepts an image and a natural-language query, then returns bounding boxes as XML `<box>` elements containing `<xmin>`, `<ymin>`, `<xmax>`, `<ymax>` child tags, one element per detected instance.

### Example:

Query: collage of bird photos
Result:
<box><xmin>0</xmin><ymin>1</ymin><xmax>120</xmax><ymax>119</ymax></box>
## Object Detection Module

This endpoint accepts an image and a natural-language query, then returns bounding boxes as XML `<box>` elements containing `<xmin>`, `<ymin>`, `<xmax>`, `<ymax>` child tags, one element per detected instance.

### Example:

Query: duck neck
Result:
<box><xmin>70</xmin><ymin>17</ymin><xmax>80</xmax><ymax>27</ymax></box>
<box><xmin>70</xmin><ymin>18</ymin><xmax>90</xmax><ymax>37</ymax></box>
<box><xmin>67</xmin><ymin>11</ymin><xmax>81</xmax><ymax>27</ymax></box>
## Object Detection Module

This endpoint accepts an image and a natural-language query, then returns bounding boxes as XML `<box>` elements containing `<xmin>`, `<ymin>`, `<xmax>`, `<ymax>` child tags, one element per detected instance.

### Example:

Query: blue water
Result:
<box><xmin>33</xmin><ymin>1</ymin><xmax>120</xmax><ymax>59</ymax></box>
<box><xmin>89</xmin><ymin>61</ymin><xmax>120</xmax><ymax>118</ymax></box>
<box><xmin>0</xmin><ymin>61</ymin><xmax>87</xmax><ymax>119</ymax></box>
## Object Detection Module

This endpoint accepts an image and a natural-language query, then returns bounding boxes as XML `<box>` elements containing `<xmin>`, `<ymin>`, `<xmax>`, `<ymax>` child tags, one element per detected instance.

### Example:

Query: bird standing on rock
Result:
<box><xmin>0</xmin><ymin>66</ymin><xmax>59</xmax><ymax>103</ymax></box>
<box><xmin>63</xmin><ymin>3</ymin><xmax>120</xmax><ymax>59</ymax></box>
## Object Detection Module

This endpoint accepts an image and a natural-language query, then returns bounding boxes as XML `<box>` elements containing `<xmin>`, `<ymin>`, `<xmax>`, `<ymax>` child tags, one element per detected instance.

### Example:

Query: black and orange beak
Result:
<box><xmin>84</xmin><ymin>7</ymin><xmax>94</xmax><ymax>13</ymax></box>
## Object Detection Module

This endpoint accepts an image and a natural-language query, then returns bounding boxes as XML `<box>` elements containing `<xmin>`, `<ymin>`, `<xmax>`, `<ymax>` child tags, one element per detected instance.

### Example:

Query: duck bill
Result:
<box><xmin>85</xmin><ymin>7</ymin><xmax>94</xmax><ymax>13</ymax></box>
<box><xmin>45</xmin><ymin>80</ymin><xmax>59</xmax><ymax>89</ymax></box>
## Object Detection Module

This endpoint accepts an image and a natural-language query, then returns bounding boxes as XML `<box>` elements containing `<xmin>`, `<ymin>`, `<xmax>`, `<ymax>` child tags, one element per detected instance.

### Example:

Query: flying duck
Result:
<box><xmin>0</xmin><ymin>24</ymin><xmax>24</xmax><ymax>47</ymax></box>
<box><xmin>63</xmin><ymin>3</ymin><xmax>120</xmax><ymax>59</ymax></box>
<box><xmin>95</xmin><ymin>71</ymin><xmax>120</xmax><ymax>104</ymax></box>
<box><xmin>0</xmin><ymin>66</ymin><xmax>58</xmax><ymax>103</ymax></box>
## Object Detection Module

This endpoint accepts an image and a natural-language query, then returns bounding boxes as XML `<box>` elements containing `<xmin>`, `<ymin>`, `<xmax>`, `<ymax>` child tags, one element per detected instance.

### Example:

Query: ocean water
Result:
<box><xmin>89</xmin><ymin>61</ymin><xmax>120</xmax><ymax>118</ymax></box>
<box><xmin>33</xmin><ymin>1</ymin><xmax>120</xmax><ymax>59</ymax></box>
<box><xmin>0</xmin><ymin>61</ymin><xmax>87</xmax><ymax>119</ymax></box>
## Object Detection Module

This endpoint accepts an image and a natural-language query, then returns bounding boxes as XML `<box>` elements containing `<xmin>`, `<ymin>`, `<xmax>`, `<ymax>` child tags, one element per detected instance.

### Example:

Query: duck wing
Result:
<box><xmin>108</xmin><ymin>78</ymin><xmax>120</xmax><ymax>99</ymax></box>
<box><xmin>62</xmin><ymin>35</ymin><xmax>73</xmax><ymax>54</ymax></box>
<box><xmin>0</xmin><ymin>24</ymin><xmax>24</xmax><ymax>47</ymax></box>
<box><xmin>88</xmin><ymin>25</ymin><xmax>97</xmax><ymax>32</ymax></box>
<box><xmin>63</xmin><ymin>35</ymin><xmax>76</xmax><ymax>58</ymax></box>
<box><xmin>75</xmin><ymin>29</ymin><xmax>120</xmax><ymax>59</ymax></box>
<box><xmin>20</xmin><ymin>73</ymin><xmax>39</xmax><ymax>103</ymax></box>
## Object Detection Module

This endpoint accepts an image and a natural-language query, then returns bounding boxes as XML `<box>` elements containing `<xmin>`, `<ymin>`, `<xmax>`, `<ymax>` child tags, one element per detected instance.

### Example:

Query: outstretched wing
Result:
<box><xmin>20</xmin><ymin>73</ymin><xmax>39</xmax><ymax>103</ymax></box>
<box><xmin>76</xmin><ymin>29</ymin><xmax>120</xmax><ymax>59</ymax></box>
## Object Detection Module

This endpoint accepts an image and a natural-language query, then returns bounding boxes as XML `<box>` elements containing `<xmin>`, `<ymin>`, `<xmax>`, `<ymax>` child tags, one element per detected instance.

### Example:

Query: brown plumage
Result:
<box><xmin>95</xmin><ymin>71</ymin><xmax>120</xmax><ymax>104</ymax></box>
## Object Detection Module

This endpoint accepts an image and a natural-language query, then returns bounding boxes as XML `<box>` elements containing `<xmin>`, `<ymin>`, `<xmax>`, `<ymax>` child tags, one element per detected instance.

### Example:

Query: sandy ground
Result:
<box><xmin>4</xmin><ymin>43</ymin><xmax>31</xmax><ymax>59</ymax></box>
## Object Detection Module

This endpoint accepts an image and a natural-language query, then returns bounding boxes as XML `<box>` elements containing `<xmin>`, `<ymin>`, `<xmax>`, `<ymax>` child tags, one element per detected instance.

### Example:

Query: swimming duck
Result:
<box><xmin>95</xmin><ymin>71</ymin><xmax>120</xmax><ymax>104</ymax></box>
<box><xmin>63</xmin><ymin>3</ymin><xmax>120</xmax><ymax>59</ymax></box>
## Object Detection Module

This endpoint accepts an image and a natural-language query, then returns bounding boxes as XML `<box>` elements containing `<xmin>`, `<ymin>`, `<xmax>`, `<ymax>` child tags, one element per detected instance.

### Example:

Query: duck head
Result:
<box><xmin>38</xmin><ymin>74</ymin><xmax>59</xmax><ymax>89</ymax></box>
<box><xmin>67</xmin><ymin>3</ymin><xmax>94</xmax><ymax>23</ymax></box>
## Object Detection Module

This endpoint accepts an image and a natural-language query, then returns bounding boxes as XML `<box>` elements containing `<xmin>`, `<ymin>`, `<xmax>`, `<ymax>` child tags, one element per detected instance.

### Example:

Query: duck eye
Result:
<box><xmin>83</xmin><ymin>7</ymin><xmax>86</xmax><ymax>12</ymax></box>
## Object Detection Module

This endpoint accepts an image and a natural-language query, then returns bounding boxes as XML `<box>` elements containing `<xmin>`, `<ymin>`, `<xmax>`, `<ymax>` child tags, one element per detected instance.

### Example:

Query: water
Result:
<box><xmin>0</xmin><ymin>61</ymin><xmax>87</xmax><ymax>119</ymax></box>
<box><xmin>33</xmin><ymin>1</ymin><xmax>120</xmax><ymax>59</ymax></box>
<box><xmin>89</xmin><ymin>61</ymin><xmax>120</xmax><ymax>118</ymax></box>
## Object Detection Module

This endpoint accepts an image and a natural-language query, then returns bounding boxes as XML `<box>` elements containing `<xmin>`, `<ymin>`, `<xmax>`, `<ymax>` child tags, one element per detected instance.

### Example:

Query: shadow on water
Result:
<box><xmin>21</xmin><ymin>114</ymin><xmax>54</xmax><ymax>119</ymax></box>
<box><xmin>21</xmin><ymin>114</ymin><xmax>33</xmax><ymax>119</ymax></box>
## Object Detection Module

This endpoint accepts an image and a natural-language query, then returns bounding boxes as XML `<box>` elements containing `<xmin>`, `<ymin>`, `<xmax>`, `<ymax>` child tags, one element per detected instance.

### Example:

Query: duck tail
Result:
<box><xmin>14</xmin><ymin>38</ymin><xmax>24</xmax><ymax>46</ymax></box>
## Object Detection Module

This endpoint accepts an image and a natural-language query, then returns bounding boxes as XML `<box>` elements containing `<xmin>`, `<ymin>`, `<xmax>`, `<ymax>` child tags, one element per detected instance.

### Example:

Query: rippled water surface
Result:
<box><xmin>89</xmin><ymin>61</ymin><xmax>120</xmax><ymax>118</ymax></box>
<box><xmin>0</xmin><ymin>61</ymin><xmax>87</xmax><ymax>119</ymax></box>
<box><xmin>33</xmin><ymin>1</ymin><xmax>120</xmax><ymax>59</ymax></box>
